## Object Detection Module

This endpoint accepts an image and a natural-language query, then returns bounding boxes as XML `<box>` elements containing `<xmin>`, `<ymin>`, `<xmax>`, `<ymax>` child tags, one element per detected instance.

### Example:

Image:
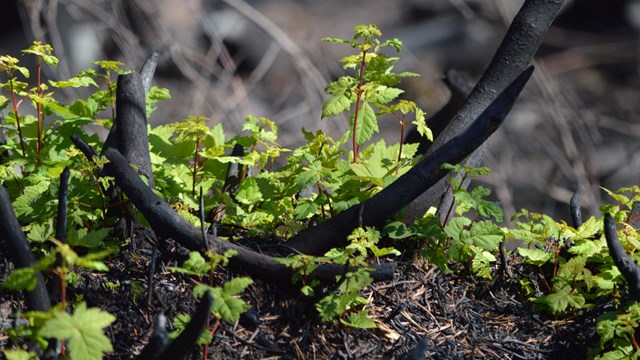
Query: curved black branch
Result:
<box><xmin>154</xmin><ymin>292</ymin><xmax>212</xmax><ymax>360</ymax></box>
<box><xmin>114</xmin><ymin>72</ymin><xmax>155</xmax><ymax>189</ymax></box>
<box><xmin>102</xmin><ymin>148</ymin><xmax>395</xmax><ymax>286</ymax></box>
<box><xmin>71</xmin><ymin>133</ymin><xmax>98</xmax><ymax>162</ymax></box>
<box><xmin>570</xmin><ymin>189</ymin><xmax>582</xmax><ymax>228</ymax></box>
<box><xmin>55</xmin><ymin>167</ymin><xmax>70</xmax><ymax>241</ymax></box>
<box><xmin>286</xmin><ymin>66</ymin><xmax>534</xmax><ymax>255</ymax></box>
<box><xmin>0</xmin><ymin>186</ymin><xmax>51</xmax><ymax>312</ymax></box>
<box><xmin>604</xmin><ymin>213</ymin><xmax>640</xmax><ymax>301</ymax></box>
<box><xmin>407</xmin><ymin>0</ymin><xmax>565</xmax><ymax>222</ymax></box>
<box><xmin>137</xmin><ymin>314</ymin><xmax>169</xmax><ymax>360</ymax></box>
<box><xmin>404</xmin><ymin>69</ymin><xmax>473</xmax><ymax>154</ymax></box>
<box><xmin>103</xmin><ymin>52</ymin><xmax>158</xmax><ymax>154</ymax></box>
<box><xmin>140</xmin><ymin>51</ymin><xmax>159</xmax><ymax>94</ymax></box>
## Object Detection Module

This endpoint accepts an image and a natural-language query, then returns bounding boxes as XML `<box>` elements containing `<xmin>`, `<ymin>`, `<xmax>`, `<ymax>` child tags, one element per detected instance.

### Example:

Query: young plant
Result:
<box><xmin>322</xmin><ymin>24</ymin><xmax>430</xmax><ymax>161</ymax></box>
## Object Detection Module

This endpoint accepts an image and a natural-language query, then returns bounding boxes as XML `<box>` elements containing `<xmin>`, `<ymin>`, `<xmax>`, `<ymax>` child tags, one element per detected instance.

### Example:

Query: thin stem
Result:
<box><xmin>396</xmin><ymin>114</ymin><xmax>406</xmax><ymax>174</ymax></box>
<box><xmin>192</xmin><ymin>138</ymin><xmax>201</xmax><ymax>196</ymax></box>
<box><xmin>351</xmin><ymin>49</ymin><xmax>368</xmax><ymax>162</ymax></box>
<box><xmin>7</xmin><ymin>71</ymin><xmax>26</xmax><ymax>156</ymax></box>
<box><xmin>107</xmin><ymin>72</ymin><xmax>115</xmax><ymax>120</ymax></box>
<box><xmin>36</xmin><ymin>57</ymin><xmax>43</xmax><ymax>160</ymax></box>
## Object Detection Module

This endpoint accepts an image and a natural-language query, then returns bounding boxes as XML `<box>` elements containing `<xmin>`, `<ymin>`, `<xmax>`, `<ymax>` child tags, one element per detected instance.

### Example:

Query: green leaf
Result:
<box><xmin>3</xmin><ymin>350</ymin><xmax>38</xmax><ymax>360</ymax></box>
<box><xmin>2</xmin><ymin>267</ymin><xmax>38</xmax><ymax>291</ymax></box>
<box><xmin>322</xmin><ymin>77</ymin><xmax>354</xmax><ymax>118</ymax></box>
<box><xmin>341</xmin><ymin>309</ymin><xmax>376</xmax><ymax>328</ymax></box>
<box><xmin>27</xmin><ymin>220</ymin><xmax>55</xmax><ymax>243</ymax></box>
<box><xmin>40</xmin><ymin>302</ymin><xmax>115</xmax><ymax>360</ymax></box>
<box><xmin>195</xmin><ymin>278</ymin><xmax>253</xmax><ymax>322</ymax></box>
<box><xmin>518</xmin><ymin>247</ymin><xmax>553</xmax><ymax>266</ymax></box>
<box><xmin>383</xmin><ymin>221</ymin><xmax>413</xmax><ymax>239</ymax></box>
<box><xmin>412</xmin><ymin>107</ymin><xmax>432</xmax><ymax>141</ymax></box>
<box><xmin>235</xmin><ymin>177</ymin><xmax>263</xmax><ymax>205</ymax></box>
<box><xmin>49</xmin><ymin>76</ymin><xmax>98</xmax><ymax>89</ymax></box>
<box><xmin>351</xmin><ymin>102</ymin><xmax>378</xmax><ymax>145</ymax></box>
<box><xmin>367</xmin><ymin>86</ymin><xmax>403</xmax><ymax>105</ymax></box>
<box><xmin>533</xmin><ymin>284</ymin><xmax>585</xmax><ymax>315</ymax></box>
<box><xmin>169</xmin><ymin>251</ymin><xmax>211</xmax><ymax>276</ymax></box>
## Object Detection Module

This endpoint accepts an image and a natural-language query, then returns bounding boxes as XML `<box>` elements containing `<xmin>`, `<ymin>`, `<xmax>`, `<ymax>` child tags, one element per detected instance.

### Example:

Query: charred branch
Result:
<box><xmin>570</xmin><ymin>189</ymin><xmax>582</xmax><ymax>228</ymax></box>
<box><xmin>406</xmin><ymin>0</ymin><xmax>565</xmax><ymax>223</ymax></box>
<box><xmin>604</xmin><ymin>213</ymin><xmax>640</xmax><ymax>301</ymax></box>
<box><xmin>0</xmin><ymin>186</ymin><xmax>51</xmax><ymax>312</ymax></box>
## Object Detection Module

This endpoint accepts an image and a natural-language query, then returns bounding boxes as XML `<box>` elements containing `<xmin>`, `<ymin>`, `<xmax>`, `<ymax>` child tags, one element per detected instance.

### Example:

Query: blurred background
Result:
<box><xmin>1</xmin><ymin>0</ymin><xmax>639</xmax><ymax>223</ymax></box>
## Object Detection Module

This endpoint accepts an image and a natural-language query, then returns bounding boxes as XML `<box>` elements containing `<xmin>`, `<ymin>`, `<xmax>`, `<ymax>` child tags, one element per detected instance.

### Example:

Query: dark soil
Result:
<box><xmin>0</xmin><ymin>231</ymin><xmax>604</xmax><ymax>359</ymax></box>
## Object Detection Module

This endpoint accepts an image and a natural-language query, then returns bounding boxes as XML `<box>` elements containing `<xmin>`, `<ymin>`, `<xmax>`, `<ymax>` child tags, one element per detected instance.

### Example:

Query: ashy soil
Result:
<box><xmin>0</xmin><ymin>232</ymin><xmax>602</xmax><ymax>359</ymax></box>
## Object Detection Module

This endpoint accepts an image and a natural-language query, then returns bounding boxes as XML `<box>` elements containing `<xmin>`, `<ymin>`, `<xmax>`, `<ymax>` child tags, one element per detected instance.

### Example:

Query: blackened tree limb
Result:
<box><xmin>103</xmin><ymin>52</ymin><xmax>158</xmax><ymax>153</ymax></box>
<box><xmin>71</xmin><ymin>133</ymin><xmax>98</xmax><ymax>162</ymax></box>
<box><xmin>404</xmin><ymin>69</ymin><xmax>473</xmax><ymax>155</ymax></box>
<box><xmin>407</xmin><ymin>0</ymin><xmax>564</xmax><ymax>222</ymax></box>
<box><xmin>113</xmin><ymin>73</ymin><xmax>155</xmax><ymax>189</ymax></box>
<box><xmin>137</xmin><ymin>314</ymin><xmax>169</xmax><ymax>360</ymax></box>
<box><xmin>102</xmin><ymin>148</ymin><xmax>395</xmax><ymax>286</ymax></box>
<box><xmin>604</xmin><ymin>213</ymin><xmax>640</xmax><ymax>301</ymax></box>
<box><xmin>140</xmin><ymin>51</ymin><xmax>159</xmax><ymax>94</ymax></box>
<box><xmin>56</xmin><ymin>167</ymin><xmax>70</xmax><ymax>241</ymax></box>
<box><xmin>285</xmin><ymin>67</ymin><xmax>533</xmax><ymax>255</ymax></box>
<box><xmin>570</xmin><ymin>189</ymin><xmax>583</xmax><ymax>228</ymax></box>
<box><xmin>154</xmin><ymin>293</ymin><xmax>212</xmax><ymax>360</ymax></box>
<box><xmin>0</xmin><ymin>186</ymin><xmax>51</xmax><ymax>312</ymax></box>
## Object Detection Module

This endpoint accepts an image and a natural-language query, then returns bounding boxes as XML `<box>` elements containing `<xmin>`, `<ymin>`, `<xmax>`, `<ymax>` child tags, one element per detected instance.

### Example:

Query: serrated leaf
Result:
<box><xmin>2</xmin><ymin>267</ymin><xmax>38</xmax><ymax>291</ymax></box>
<box><xmin>466</xmin><ymin>221</ymin><xmax>504</xmax><ymax>250</ymax></box>
<box><xmin>235</xmin><ymin>177</ymin><xmax>262</xmax><ymax>205</ymax></box>
<box><xmin>222</xmin><ymin>277</ymin><xmax>253</xmax><ymax>296</ymax></box>
<box><xmin>49</xmin><ymin>76</ymin><xmax>98</xmax><ymax>89</ymax></box>
<box><xmin>322</xmin><ymin>77</ymin><xmax>353</xmax><ymax>118</ymax></box>
<box><xmin>351</xmin><ymin>102</ymin><xmax>378</xmax><ymax>145</ymax></box>
<box><xmin>40</xmin><ymin>302</ymin><xmax>115</xmax><ymax>360</ymax></box>
<box><xmin>341</xmin><ymin>309</ymin><xmax>376</xmax><ymax>328</ymax></box>
<box><xmin>518</xmin><ymin>247</ymin><xmax>553</xmax><ymax>266</ymax></box>
<box><xmin>367</xmin><ymin>86</ymin><xmax>403</xmax><ymax>105</ymax></box>
<box><xmin>534</xmin><ymin>284</ymin><xmax>585</xmax><ymax>315</ymax></box>
<box><xmin>27</xmin><ymin>220</ymin><xmax>54</xmax><ymax>242</ymax></box>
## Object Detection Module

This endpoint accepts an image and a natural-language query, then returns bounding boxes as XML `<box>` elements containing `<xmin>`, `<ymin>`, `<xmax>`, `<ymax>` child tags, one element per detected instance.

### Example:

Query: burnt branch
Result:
<box><xmin>285</xmin><ymin>67</ymin><xmax>533</xmax><ymax>255</ymax></box>
<box><xmin>153</xmin><ymin>292</ymin><xmax>212</xmax><ymax>360</ymax></box>
<box><xmin>102</xmin><ymin>147</ymin><xmax>395</xmax><ymax>286</ymax></box>
<box><xmin>404</xmin><ymin>69</ymin><xmax>473</xmax><ymax>154</ymax></box>
<box><xmin>56</xmin><ymin>167</ymin><xmax>70</xmax><ymax>241</ymax></box>
<box><xmin>570</xmin><ymin>189</ymin><xmax>583</xmax><ymax>228</ymax></box>
<box><xmin>604</xmin><ymin>213</ymin><xmax>640</xmax><ymax>301</ymax></box>
<box><xmin>0</xmin><ymin>186</ymin><xmax>51</xmax><ymax>312</ymax></box>
<box><xmin>407</xmin><ymin>0</ymin><xmax>565</xmax><ymax>222</ymax></box>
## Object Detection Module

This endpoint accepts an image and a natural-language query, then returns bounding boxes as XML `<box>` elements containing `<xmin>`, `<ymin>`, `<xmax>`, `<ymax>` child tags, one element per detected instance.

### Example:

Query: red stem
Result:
<box><xmin>8</xmin><ymin>71</ymin><xmax>26</xmax><ymax>156</ymax></box>
<box><xmin>351</xmin><ymin>49</ymin><xmax>368</xmax><ymax>163</ymax></box>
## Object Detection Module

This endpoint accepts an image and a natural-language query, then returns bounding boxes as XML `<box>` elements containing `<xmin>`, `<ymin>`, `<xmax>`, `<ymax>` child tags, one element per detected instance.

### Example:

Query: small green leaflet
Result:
<box><xmin>2</xmin><ymin>267</ymin><xmax>38</xmax><ymax>291</ymax></box>
<box><xmin>322</xmin><ymin>77</ymin><xmax>354</xmax><ymax>118</ymax></box>
<box><xmin>194</xmin><ymin>277</ymin><xmax>253</xmax><ymax>322</ymax></box>
<box><xmin>39</xmin><ymin>302</ymin><xmax>115</xmax><ymax>360</ymax></box>
<box><xmin>532</xmin><ymin>284</ymin><xmax>585</xmax><ymax>315</ymax></box>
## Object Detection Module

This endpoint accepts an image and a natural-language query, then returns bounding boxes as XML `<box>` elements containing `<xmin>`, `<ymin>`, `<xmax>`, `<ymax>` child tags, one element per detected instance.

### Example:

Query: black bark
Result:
<box><xmin>570</xmin><ymin>189</ymin><xmax>583</xmax><ymax>228</ymax></box>
<box><xmin>55</xmin><ymin>167</ymin><xmax>70</xmax><ymax>241</ymax></box>
<box><xmin>407</xmin><ymin>0</ymin><xmax>565</xmax><ymax>222</ymax></box>
<box><xmin>113</xmin><ymin>72</ymin><xmax>155</xmax><ymax>189</ymax></box>
<box><xmin>0</xmin><ymin>186</ymin><xmax>51</xmax><ymax>312</ymax></box>
<box><xmin>604</xmin><ymin>213</ymin><xmax>640</xmax><ymax>301</ymax></box>
<box><xmin>285</xmin><ymin>67</ymin><xmax>533</xmax><ymax>255</ymax></box>
<box><xmin>154</xmin><ymin>292</ymin><xmax>212</xmax><ymax>360</ymax></box>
